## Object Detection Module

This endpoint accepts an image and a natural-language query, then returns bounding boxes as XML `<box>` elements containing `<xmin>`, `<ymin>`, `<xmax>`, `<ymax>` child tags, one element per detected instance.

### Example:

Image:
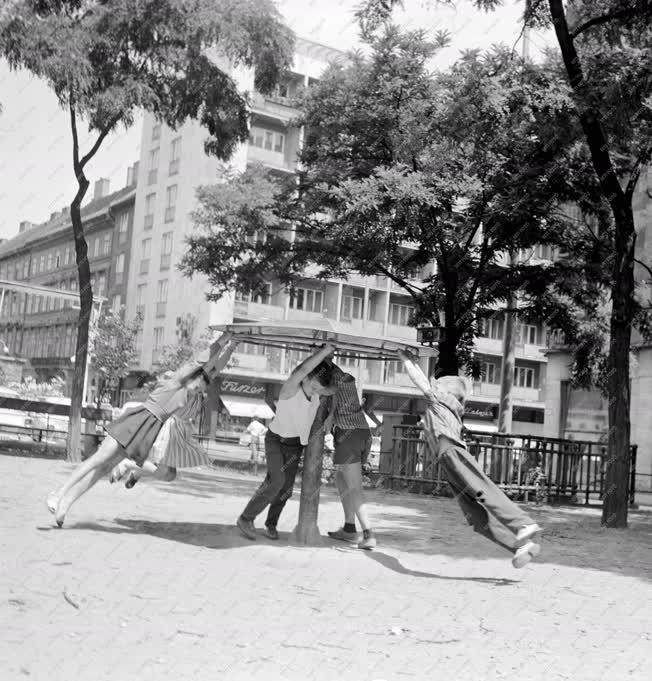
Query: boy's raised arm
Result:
<box><xmin>397</xmin><ymin>349</ymin><xmax>435</xmax><ymax>399</ymax></box>
<box><xmin>280</xmin><ymin>343</ymin><xmax>335</xmax><ymax>398</ymax></box>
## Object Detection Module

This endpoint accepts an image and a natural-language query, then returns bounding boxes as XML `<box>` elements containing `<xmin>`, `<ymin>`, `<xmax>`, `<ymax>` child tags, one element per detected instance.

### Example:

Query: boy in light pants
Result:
<box><xmin>398</xmin><ymin>350</ymin><xmax>542</xmax><ymax>568</ymax></box>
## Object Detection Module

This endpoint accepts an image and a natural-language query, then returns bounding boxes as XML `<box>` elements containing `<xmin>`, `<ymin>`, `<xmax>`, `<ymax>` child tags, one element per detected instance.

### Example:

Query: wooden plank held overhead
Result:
<box><xmin>211</xmin><ymin>319</ymin><xmax>437</xmax><ymax>360</ymax></box>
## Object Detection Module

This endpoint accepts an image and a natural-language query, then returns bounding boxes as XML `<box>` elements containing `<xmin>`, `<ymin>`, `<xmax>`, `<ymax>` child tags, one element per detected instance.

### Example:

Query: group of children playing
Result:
<box><xmin>47</xmin><ymin>334</ymin><xmax>542</xmax><ymax>569</ymax></box>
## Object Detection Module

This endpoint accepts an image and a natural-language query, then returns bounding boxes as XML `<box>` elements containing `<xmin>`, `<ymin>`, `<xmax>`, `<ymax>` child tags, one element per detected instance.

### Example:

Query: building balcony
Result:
<box><xmin>247</xmin><ymin>145</ymin><xmax>294</xmax><ymax>172</ymax></box>
<box><xmin>474</xmin><ymin>336</ymin><xmax>504</xmax><ymax>356</ymax></box>
<box><xmin>250</xmin><ymin>91</ymin><xmax>298</xmax><ymax>122</ymax></box>
<box><xmin>385</xmin><ymin>324</ymin><xmax>417</xmax><ymax>341</ymax></box>
<box><xmin>337</xmin><ymin>317</ymin><xmax>385</xmax><ymax>338</ymax></box>
<box><xmin>286</xmin><ymin>308</ymin><xmax>325</xmax><ymax>323</ymax></box>
<box><xmin>471</xmin><ymin>381</ymin><xmax>544</xmax><ymax>404</ymax></box>
<box><xmin>233</xmin><ymin>300</ymin><xmax>285</xmax><ymax>322</ymax></box>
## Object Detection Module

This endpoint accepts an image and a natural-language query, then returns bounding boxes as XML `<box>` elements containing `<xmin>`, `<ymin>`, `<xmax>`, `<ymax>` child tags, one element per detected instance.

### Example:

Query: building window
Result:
<box><xmin>39</xmin><ymin>254</ymin><xmax>45</xmax><ymax>272</ymax></box>
<box><xmin>514</xmin><ymin>366</ymin><xmax>536</xmax><ymax>389</ymax></box>
<box><xmin>249</xmin><ymin>126</ymin><xmax>285</xmax><ymax>153</ymax></box>
<box><xmin>148</xmin><ymin>147</ymin><xmax>159</xmax><ymax>185</ymax></box>
<box><xmin>103</xmin><ymin>233</ymin><xmax>112</xmax><ymax>255</ymax></box>
<box><xmin>152</xmin><ymin>121</ymin><xmax>161</xmax><ymax>141</ymax></box>
<box><xmin>97</xmin><ymin>272</ymin><xmax>107</xmax><ymax>297</ymax></box>
<box><xmin>235</xmin><ymin>283</ymin><xmax>272</xmax><ymax>305</ymax></box>
<box><xmin>152</xmin><ymin>326</ymin><xmax>164</xmax><ymax>363</ymax></box>
<box><xmin>64</xmin><ymin>247</ymin><xmax>71</xmax><ymax>266</ymax></box>
<box><xmin>144</xmin><ymin>193</ymin><xmax>156</xmax><ymax>230</ymax></box>
<box><xmin>47</xmin><ymin>252</ymin><xmax>53</xmax><ymax>270</ymax></box>
<box><xmin>136</xmin><ymin>284</ymin><xmax>147</xmax><ymax>319</ymax></box>
<box><xmin>112</xmin><ymin>294</ymin><xmax>122</xmax><ymax>313</ymax></box>
<box><xmin>160</xmin><ymin>232</ymin><xmax>173</xmax><ymax>270</ymax></box>
<box><xmin>115</xmin><ymin>253</ymin><xmax>125</xmax><ymax>284</ymax></box>
<box><xmin>518</xmin><ymin>323</ymin><xmax>540</xmax><ymax>345</ymax></box>
<box><xmin>341</xmin><ymin>294</ymin><xmax>363</xmax><ymax>320</ymax></box>
<box><xmin>478</xmin><ymin>316</ymin><xmax>504</xmax><ymax>340</ymax></box>
<box><xmin>389</xmin><ymin>303</ymin><xmax>412</xmax><ymax>326</ymax></box>
<box><xmin>140</xmin><ymin>239</ymin><xmax>151</xmax><ymax>275</ymax></box>
<box><xmin>156</xmin><ymin>279</ymin><xmax>168</xmax><ymax>317</ymax></box>
<box><xmin>164</xmin><ymin>185</ymin><xmax>177</xmax><ymax>222</ymax></box>
<box><xmin>383</xmin><ymin>360</ymin><xmax>406</xmax><ymax>383</ymax></box>
<box><xmin>117</xmin><ymin>212</ymin><xmax>129</xmax><ymax>244</ymax></box>
<box><xmin>480</xmin><ymin>361</ymin><xmax>498</xmax><ymax>384</ymax></box>
<box><xmin>289</xmin><ymin>287</ymin><xmax>323</xmax><ymax>313</ymax></box>
<box><xmin>93</xmin><ymin>237</ymin><xmax>101</xmax><ymax>258</ymax></box>
<box><xmin>22</xmin><ymin>259</ymin><xmax>29</xmax><ymax>278</ymax></box>
<box><xmin>169</xmin><ymin>137</ymin><xmax>181</xmax><ymax>175</ymax></box>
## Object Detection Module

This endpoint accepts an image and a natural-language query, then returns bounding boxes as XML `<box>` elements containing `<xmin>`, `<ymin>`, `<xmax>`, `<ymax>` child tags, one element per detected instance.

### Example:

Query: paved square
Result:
<box><xmin>1</xmin><ymin>456</ymin><xmax>651</xmax><ymax>681</ymax></box>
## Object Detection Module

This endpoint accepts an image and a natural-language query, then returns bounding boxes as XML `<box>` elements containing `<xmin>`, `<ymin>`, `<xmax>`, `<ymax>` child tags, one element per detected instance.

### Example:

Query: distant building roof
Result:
<box><xmin>0</xmin><ymin>185</ymin><xmax>136</xmax><ymax>259</ymax></box>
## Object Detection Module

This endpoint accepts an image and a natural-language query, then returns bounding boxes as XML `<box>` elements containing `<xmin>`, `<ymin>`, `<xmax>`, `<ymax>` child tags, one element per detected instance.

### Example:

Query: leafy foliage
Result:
<box><xmin>182</xmin><ymin>28</ymin><xmax>589</xmax><ymax>375</ymax></box>
<box><xmin>7</xmin><ymin>376</ymin><xmax>66</xmax><ymax>400</ymax></box>
<box><xmin>156</xmin><ymin>314</ymin><xmax>211</xmax><ymax>373</ymax></box>
<box><xmin>90</xmin><ymin>307</ymin><xmax>140</xmax><ymax>407</ymax></box>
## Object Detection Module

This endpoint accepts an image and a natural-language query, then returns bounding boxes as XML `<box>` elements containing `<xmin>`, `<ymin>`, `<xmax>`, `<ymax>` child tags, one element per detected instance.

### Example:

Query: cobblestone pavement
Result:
<box><xmin>2</xmin><ymin>456</ymin><xmax>651</xmax><ymax>681</ymax></box>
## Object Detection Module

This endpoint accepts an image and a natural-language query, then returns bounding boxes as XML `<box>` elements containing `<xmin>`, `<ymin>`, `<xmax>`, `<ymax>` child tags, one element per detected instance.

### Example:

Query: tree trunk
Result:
<box><xmin>290</xmin><ymin>397</ymin><xmax>329</xmax><ymax>546</ymax></box>
<box><xmin>436</xmin><ymin>327</ymin><xmax>460</xmax><ymax>377</ymax></box>
<box><xmin>603</xmin><ymin>206</ymin><xmax>636</xmax><ymax>527</ymax></box>
<box><xmin>548</xmin><ymin>0</ymin><xmax>637</xmax><ymax>527</ymax></box>
<box><xmin>66</xmin><ymin>183</ymin><xmax>92</xmax><ymax>462</ymax></box>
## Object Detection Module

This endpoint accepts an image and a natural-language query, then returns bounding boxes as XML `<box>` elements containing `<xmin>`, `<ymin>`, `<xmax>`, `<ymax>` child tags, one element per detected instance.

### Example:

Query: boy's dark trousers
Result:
<box><xmin>241</xmin><ymin>431</ymin><xmax>303</xmax><ymax>528</ymax></box>
<box><xmin>439</xmin><ymin>439</ymin><xmax>535</xmax><ymax>552</ymax></box>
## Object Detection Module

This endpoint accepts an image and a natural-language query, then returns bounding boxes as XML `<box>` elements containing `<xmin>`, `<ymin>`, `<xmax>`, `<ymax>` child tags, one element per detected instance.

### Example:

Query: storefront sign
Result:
<box><xmin>464</xmin><ymin>402</ymin><xmax>495</xmax><ymax>420</ymax></box>
<box><xmin>220</xmin><ymin>379</ymin><xmax>266</xmax><ymax>397</ymax></box>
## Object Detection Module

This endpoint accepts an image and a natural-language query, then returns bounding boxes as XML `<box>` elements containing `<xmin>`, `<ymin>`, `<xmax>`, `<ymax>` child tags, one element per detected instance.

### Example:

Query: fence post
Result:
<box><xmin>629</xmin><ymin>445</ymin><xmax>638</xmax><ymax>508</ymax></box>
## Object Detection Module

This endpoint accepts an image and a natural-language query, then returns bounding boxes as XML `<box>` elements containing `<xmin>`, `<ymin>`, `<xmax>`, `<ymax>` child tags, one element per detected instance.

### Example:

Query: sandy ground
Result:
<box><xmin>1</xmin><ymin>455</ymin><xmax>652</xmax><ymax>681</ymax></box>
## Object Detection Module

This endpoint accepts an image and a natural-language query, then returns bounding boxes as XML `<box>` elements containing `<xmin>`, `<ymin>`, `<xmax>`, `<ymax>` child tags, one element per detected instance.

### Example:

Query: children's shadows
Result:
<box><xmin>363</xmin><ymin>550</ymin><xmax>519</xmax><ymax>586</ymax></box>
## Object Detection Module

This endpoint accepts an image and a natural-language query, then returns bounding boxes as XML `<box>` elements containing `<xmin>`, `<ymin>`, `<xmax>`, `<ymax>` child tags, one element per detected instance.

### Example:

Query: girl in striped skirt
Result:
<box><xmin>110</xmin><ymin>388</ymin><xmax>210</xmax><ymax>487</ymax></box>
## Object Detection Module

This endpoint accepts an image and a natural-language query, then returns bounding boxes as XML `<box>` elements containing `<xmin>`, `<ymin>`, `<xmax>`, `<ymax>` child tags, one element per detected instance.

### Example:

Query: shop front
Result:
<box><xmin>213</xmin><ymin>377</ymin><xmax>276</xmax><ymax>442</ymax></box>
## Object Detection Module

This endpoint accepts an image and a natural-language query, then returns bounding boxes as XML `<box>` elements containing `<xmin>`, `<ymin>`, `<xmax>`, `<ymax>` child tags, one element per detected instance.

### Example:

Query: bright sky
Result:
<box><xmin>0</xmin><ymin>0</ymin><xmax>552</xmax><ymax>241</ymax></box>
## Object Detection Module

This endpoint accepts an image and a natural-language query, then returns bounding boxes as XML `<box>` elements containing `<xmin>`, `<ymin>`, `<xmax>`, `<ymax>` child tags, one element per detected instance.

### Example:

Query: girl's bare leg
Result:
<box><xmin>53</xmin><ymin>437</ymin><xmax>123</xmax><ymax>526</ymax></box>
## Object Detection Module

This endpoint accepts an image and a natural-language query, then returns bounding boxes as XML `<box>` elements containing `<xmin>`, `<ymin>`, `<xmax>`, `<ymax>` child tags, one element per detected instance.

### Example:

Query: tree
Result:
<box><xmin>356</xmin><ymin>0</ymin><xmax>652</xmax><ymax>527</ymax></box>
<box><xmin>182</xmin><ymin>28</ymin><xmax>584</xmax><ymax>377</ymax></box>
<box><xmin>156</xmin><ymin>313</ymin><xmax>211</xmax><ymax>373</ymax></box>
<box><xmin>8</xmin><ymin>376</ymin><xmax>66</xmax><ymax>400</ymax></box>
<box><xmin>0</xmin><ymin>0</ymin><xmax>293</xmax><ymax>461</ymax></box>
<box><xmin>89</xmin><ymin>307</ymin><xmax>139</xmax><ymax>408</ymax></box>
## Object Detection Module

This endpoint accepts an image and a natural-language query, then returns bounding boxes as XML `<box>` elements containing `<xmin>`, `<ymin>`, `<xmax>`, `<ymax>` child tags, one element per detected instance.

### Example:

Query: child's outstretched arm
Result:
<box><xmin>397</xmin><ymin>349</ymin><xmax>435</xmax><ymax>399</ymax></box>
<box><xmin>280</xmin><ymin>343</ymin><xmax>335</xmax><ymax>398</ymax></box>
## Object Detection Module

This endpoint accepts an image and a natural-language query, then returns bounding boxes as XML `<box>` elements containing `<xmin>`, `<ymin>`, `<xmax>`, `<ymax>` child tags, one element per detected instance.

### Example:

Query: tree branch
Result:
<box><xmin>570</xmin><ymin>4</ymin><xmax>652</xmax><ymax>40</ymax></box>
<box><xmin>80</xmin><ymin>114</ymin><xmax>122</xmax><ymax>169</ymax></box>
<box><xmin>634</xmin><ymin>257</ymin><xmax>652</xmax><ymax>281</ymax></box>
<box><xmin>625</xmin><ymin>149</ymin><xmax>650</xmax><ymax>201</ymax></box>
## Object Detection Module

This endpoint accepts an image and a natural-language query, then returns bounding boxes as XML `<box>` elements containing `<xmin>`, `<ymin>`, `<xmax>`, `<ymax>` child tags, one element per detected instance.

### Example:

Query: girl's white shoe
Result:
<box><xmin>46</xmin><ymin>491</ymin><xmax>59</xmax><ymax>515</ymax></box>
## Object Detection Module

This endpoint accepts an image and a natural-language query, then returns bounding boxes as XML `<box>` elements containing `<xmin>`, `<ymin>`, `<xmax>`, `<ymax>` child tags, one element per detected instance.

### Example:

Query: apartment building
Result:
<box><xmin>0</xmin><ymin>167</ymin><xmax>138</xmax><ymax>400</ymax></box>
<box><xmin>127</xmin><ymin>37</ymin><xmax>549</xmax><ymax>438</ymax></box>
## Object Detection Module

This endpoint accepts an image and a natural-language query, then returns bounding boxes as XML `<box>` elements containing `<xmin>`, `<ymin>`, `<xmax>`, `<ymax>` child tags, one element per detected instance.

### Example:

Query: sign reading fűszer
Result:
<box><xmin>221</xmin><ymin>379</ymin><xmax>266</xmax><ymax>397</ymax></box>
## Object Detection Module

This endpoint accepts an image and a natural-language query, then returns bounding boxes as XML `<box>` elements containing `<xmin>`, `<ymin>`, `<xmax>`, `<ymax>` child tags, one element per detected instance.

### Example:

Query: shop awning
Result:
<box><xmin>220</xmin><ymin>396</ymin><xmax>275</xmax><ymax>420</ymax></box>
<box><xmin>465</xmin><ymin>421</ymin><xmax>497</xmax><ymax>434</ymax></box>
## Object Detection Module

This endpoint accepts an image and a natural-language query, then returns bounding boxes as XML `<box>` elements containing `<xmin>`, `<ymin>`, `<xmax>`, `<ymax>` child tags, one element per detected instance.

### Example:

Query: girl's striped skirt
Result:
<box><xmin>150</xmin><ymin>415</ymin><xmax>210</xmax><ymax>469</ymax></box>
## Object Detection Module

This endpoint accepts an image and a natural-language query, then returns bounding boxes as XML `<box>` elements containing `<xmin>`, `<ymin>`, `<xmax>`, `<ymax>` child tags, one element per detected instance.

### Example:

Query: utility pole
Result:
<box><xmin>497</xmin><ymin>2</ymin><xmax>530</xmax><ymax>436</ymax></box>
